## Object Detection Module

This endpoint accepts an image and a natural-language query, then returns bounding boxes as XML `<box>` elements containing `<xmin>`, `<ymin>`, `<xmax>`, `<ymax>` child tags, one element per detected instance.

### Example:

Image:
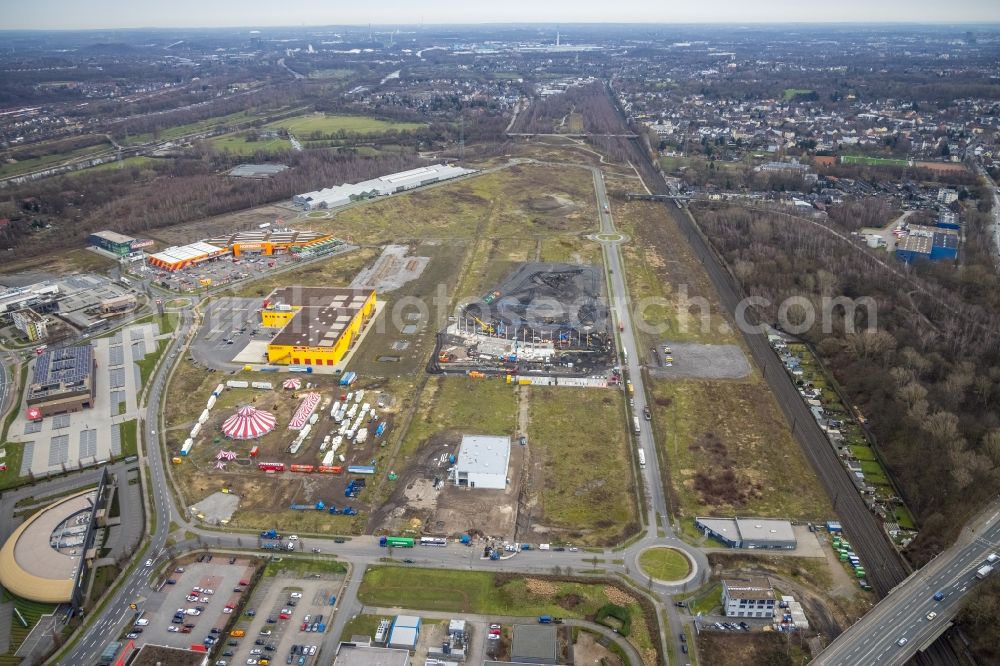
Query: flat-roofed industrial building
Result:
<box><xmin>293</xmin><ymin>164</ymin><xmax>476</xmax><ymax>210</ymax></box>
<box><xmin>450</xmin><ymin>434</ymin><xmax>511</xmax><ymax>490</ymax></box>
<box><xmin>695</xmin><ymin>516</ymin><xmax>797</xmax><ymax>550</ymax></box>
<box><xmin>262</xmin><ymin>286</ymin><xmax>377</xmax><ymax>367</ymax></box>
<box><xmin>334</xmin><ymin>643</ymin><xmax>411</xmax><ymax>666</ymax></box>
<box><xmin>26</xmin><ymin>345</ymin><xmax>96</xmax><ymax>417</ymax></box>
<box><xmin>88</xmin><ymin>230</ymin><xmax>136</xmax><ymax>257</ymax></box>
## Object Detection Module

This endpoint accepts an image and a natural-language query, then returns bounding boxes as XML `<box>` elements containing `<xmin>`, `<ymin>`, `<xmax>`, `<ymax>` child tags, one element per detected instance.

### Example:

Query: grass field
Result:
<box><xmin>0</xmin><ymin>140</ymin><xmax>111</xmax><ymax>178</ymax></box>
<box><xmin>708</xmin><ymin>552</ymin><xmax>833</xmax><ymax>591</ymax></box>
<box><xmin>607</xmin><ymin>175</ymin><xmax>736</xmax><ymax>346</ymax></box>
<box><xmin>230</xmin><ymin>247</ymin><xmax>378</xmax><ymax>298</ymax></box>
<box><xmin>397</xmin><ymin>376</ymin><xmax>518</xmax><ymax>461</ymax></box>
<box><xmin>526</xmin><ymin>387</ymin><xmax>639</xmax><ymax>545</ymax></box>
<box><xmin>339</xmin><ymin>613</ymin><xmax>386</xmax><ymax>641</ymax></box>
<box><xmin>699</xmin><ymin>631</ymin><xmax>810</xmax><ymax>666</ymax></box>
<box><xmin>74</xmin><ymin>156</ymin><xmax>158</xmax><ymax>174</ymax></box>
<box><xmin>638</xmin><ymin>547</ymin><xmax>691</xmax><ymax>582</ymax></box>
<box><xmin>650</xmin><ymin>378</ymin><xmax>832</xmax><ymax>525</ymax></box>
<box><xmin>263</xmin><ymin>113</ymin><xmax>425</xmax><ymax>136</ymax></box>
<box><xmin>124</xmin><ymin>107</ymin><xmax>301</xmax><ymax>145</ymax></box>
<box><xmin>782</xmin><ymin>88</ymin><xmax>816</xmax><ymax>101</ymax></box>
<box><xmin>0</xmin><ymin>247</ymin><xmax>116</xmax><ymax>278</ymax></box>
<box><xmin>305</xmin><ymin>163</ymin><xmax>597</xmax><ymax>251</ymax></box>
<box><xmin>840</xmin><ymin>155</ymin><xmax>910</xmax><ymax>168</ymax></box>
<box><xmin>307</xmin><ymin>68</ymin><xmax>354</xmax><ymax>79</ymax></box>
<box><xmin>209</xmin><ymin>133</ymin><xmax>292</xmax><ymax>155</ymax></box>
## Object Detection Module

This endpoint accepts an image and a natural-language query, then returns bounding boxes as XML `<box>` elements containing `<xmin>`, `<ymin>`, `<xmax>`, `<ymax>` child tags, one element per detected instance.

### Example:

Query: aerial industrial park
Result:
<box><xmin>0</xmin><ymin>11</ymin><xmax>999</xmax><ymax>666</ymax></box>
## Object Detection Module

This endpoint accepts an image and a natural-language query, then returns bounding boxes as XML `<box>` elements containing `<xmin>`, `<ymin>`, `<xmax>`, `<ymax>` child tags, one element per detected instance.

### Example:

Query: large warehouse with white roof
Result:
<box><xmin>293</xmin><ymin>163</ymin><xmax>476</xmax><ymax>210</ymax></box>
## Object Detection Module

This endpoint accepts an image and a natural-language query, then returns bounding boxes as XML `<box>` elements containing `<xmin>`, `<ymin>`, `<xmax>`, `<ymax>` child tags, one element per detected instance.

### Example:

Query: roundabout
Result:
<box><xmin>638</xmin><ymin>546</ymin><xmax>694</xmax><ymax>584</ymax></box>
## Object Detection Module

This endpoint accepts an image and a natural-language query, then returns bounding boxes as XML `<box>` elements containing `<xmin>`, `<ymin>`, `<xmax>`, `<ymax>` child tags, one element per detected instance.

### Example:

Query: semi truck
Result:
<box><xmin>637</xmin><ymin>448</ymin><xmax>646</xmax><ymax>468</ymax></box>
<box><xmin>633</xmin><ymin>416</ymin><xmax>641</xmax><ymax>435</ymax></box>
<box><xmin>379</xmin><ymin>536</ymin><xmax>415</xmax><ymax>548</ymax></box>
<box><xmin>976</xmin><ymin>564</ymin><xmax>994</xmax><ymax>579</ymax></box>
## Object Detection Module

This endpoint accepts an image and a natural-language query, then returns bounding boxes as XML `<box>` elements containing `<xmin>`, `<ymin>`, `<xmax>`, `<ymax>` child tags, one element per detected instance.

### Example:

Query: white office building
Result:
<box><xmin>722</xmin><ymin>576</ymin><xmax>776</xmax><ymax>618</ymax></box>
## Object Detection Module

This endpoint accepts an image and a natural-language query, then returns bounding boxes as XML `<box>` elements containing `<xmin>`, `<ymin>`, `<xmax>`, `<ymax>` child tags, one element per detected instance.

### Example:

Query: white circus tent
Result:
<box><xmin>221</xmin><ymin>405</ymin><xmax>276</xmax><ymax>440</ymax></box>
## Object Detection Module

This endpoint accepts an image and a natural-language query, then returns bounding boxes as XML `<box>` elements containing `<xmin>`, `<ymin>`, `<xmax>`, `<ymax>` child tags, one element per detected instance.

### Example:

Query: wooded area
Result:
<box><xmin>0</xmin><ymin>150</ymin><xmax>424</xmax><ymax>251</ymax></box>
<box><xmin>694</xmin><ymin>203</ymin><xmax>1000</xmax><ymax>571</ymax></box>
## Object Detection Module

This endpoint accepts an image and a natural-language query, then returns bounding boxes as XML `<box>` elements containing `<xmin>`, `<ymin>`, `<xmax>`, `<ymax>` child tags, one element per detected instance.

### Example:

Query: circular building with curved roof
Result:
<box><xmin>0</xmin><ymin>488</ymin><xmax>95</xmax><ymax>603</ymax></box>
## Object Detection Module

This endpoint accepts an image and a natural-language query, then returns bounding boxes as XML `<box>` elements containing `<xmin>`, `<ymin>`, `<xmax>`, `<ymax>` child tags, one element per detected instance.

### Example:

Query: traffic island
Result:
<box><xmin>638</xmin><ymin>546</ymin><xmax>693</xmax><ymax>584</ymax></box>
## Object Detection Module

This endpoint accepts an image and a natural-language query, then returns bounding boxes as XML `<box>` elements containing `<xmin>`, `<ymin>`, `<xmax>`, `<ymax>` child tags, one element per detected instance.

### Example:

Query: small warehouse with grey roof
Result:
<box><xmin>451</xmin><ymin>435</ymin><xmax>511</xmax><ymax>490</ymax></box>
<box><xmin>695</xmin><ymin>517</ymin><xmax>797</xmax><ymax>550</ymax></box>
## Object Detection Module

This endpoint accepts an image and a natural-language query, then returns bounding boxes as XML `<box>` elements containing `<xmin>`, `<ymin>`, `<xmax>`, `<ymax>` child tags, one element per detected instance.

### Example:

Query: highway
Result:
<box><xmin>814</xmin><ymin>502</ymin><xmax>1000</xmax><ymax>665</ymax></box>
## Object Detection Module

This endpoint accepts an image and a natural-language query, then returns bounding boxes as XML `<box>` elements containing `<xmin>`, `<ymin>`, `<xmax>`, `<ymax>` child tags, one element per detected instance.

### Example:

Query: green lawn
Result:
<box><xmin>119</xmin><ymin>420</ymin><xmax>138</xmax><ymax>458</ymax></box>
<box><xmin>262</xmin><ymin>556</ymin><xmax>347</xmax><ymax>577</ymax></box>
<box><xmin>527</xmin><ymin>387</ymin><xmax>639</xmax><ymax>545</ymax></box>
<box><xmin>840</xmin><ymin>155</ymin><xmax>910</xmax><ymax>168</ymax></box>
<box><xmin>359</xmin><ymin>566</ymin><xmax>633</xmax><ymax>618</ymax></box>
<box><xmin>262</xmin><ymin>113</ymin><xmax>425</xmax><ymax>136</ymax></box>
<box><xmin>136</xmin><ymin>339</ymin><xmax>167</xmax><ymax>389</ymax></box>
<box><xmin>339</xmin><ymin>613</ymin><xmax>388</xmax><ymax>642</ymax></box>
<box><xmin>638</xmin><ymin>547</ymin><xmax>691</xmax><ymax>582</ymax></box>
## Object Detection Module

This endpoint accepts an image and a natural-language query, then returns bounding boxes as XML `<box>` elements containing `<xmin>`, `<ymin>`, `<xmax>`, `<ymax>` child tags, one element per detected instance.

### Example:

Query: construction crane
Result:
<box><xmin>468</xmin><ymin>313</ymin><xmax>494</xmax><ymax>335</ymax></box>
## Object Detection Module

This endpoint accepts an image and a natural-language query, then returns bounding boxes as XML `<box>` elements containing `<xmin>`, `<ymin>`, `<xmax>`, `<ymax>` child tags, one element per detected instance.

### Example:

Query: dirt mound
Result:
<box><xmin>604</xmin><ymin>586</ymin><xmax>637</xmax><ymax>606</ymax></box>
<box><xmin>525</xmin><ymin>195</ymin><xmax>568</xmax><ymax>212</ymax></box>
<box><xmin>525</xmin><ymin>578</ymin><xmax>559</xmax><ymax>596</ymax></box>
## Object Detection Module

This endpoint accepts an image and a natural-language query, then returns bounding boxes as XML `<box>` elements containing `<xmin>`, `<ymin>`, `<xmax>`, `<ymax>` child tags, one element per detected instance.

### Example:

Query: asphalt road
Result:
<box><xmin>814</xmin><ymin>502</ymin><xmax>1000</xmax><ymax>665</ymax></box>
<box><xmin>59</xmin><ymin>309</ymin><xmax>191</xmax><ymax>665</ymax></box>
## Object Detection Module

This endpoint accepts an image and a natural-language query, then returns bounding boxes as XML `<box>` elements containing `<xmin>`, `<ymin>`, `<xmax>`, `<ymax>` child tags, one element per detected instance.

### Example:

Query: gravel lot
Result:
<box><xmin>648</xmin><ymin>341</ymin><xmax>750</xmax><ymax>380</ymax></box>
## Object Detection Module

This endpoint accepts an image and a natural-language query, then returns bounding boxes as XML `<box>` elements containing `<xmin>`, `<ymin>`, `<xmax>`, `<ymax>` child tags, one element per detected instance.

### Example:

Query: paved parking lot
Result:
<box><xmin>8</xmin><ymin>322</ymin><xmax>160</xmax><ymax>475</ymax></box>
<box><xmin>134</xmin><ymin>557</ymin><xmax>255</xmax><ymax>651</ymax></box>
<box><xmin>190</xmin><ymin>297</ymin><xmax>274</xmax><ymax>368</ymax></box>
<box><xmin>225</xmin><ymin>572</ymin><xmax>341</xmax><ymax>666</ymax></box>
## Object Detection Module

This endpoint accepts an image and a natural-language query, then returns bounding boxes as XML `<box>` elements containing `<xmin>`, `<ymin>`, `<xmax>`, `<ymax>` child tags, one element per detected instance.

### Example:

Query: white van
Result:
<box><xmin>538</xmin><ymin>543</ymin><xmax>550</xmax><ymax>551</ymax></box>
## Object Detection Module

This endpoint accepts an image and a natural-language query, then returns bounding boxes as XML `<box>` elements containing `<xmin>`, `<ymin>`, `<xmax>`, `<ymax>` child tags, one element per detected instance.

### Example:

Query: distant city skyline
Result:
<box><xmin>3</xmin><ymin>0</ymin><xmax>1000</xmax><ymax>31</ymax></box>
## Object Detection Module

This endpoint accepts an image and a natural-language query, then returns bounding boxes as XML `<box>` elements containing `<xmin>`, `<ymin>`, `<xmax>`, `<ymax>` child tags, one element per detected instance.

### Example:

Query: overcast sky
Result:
<box><xmin>4</xmin><ymin>0</ymin><xmax>999</xmax><ymax>30</ymax></box>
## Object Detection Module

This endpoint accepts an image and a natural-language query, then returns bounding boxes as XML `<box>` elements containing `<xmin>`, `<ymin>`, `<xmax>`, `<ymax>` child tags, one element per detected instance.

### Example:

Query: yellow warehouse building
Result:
<box><xmin>262</xmin><ymin>286</ymin><xmax>376</xmax><ymax>367</ymax></box>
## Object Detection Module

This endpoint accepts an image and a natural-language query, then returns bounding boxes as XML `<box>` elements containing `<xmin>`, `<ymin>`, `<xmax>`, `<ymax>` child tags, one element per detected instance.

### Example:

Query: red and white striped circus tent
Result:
<box><xmin>282</xmin><ymin>377</ymin><xmax>302</xmax><ymax>390</ymax></box>
<box><xmin>221</xmin><ymin>406</ymin><xmax>276</xmax><ymax>440</ymax></box>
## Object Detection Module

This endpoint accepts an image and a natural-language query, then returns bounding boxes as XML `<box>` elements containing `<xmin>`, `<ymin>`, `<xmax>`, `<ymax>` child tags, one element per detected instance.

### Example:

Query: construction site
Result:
<box><xmin>432</xmin><ymin>262</ymin><xmax>615</xmax><ymax>380</ymax></box>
